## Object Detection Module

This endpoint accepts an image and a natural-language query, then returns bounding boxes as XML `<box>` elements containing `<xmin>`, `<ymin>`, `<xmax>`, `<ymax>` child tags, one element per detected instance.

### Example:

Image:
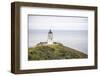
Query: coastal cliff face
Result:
<box><xmin>28</xmin><ymin>42</ymin><xmax>87</xmax><ymax>60</ymax></box>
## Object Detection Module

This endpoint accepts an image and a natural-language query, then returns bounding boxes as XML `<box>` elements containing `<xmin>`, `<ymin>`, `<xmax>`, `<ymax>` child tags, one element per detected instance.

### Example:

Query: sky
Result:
<box><xmin>28</xmin><ymin>15</ymin><xmax>88</xmax><ymax>31</ymax></box>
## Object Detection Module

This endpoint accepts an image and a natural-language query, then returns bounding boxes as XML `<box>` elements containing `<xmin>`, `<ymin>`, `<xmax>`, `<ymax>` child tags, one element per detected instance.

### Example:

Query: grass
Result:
<box><xmin>28</xmin><ymin>42</ymin><xmax>87</xmax><ymax>60</ymax></box>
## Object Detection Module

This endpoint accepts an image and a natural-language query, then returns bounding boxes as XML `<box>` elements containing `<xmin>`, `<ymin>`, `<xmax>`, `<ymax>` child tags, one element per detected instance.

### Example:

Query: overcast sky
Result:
<box><xmin>28</xmin><ymin>15</ymin><xmax>88</xmax><ymax>30</ymax></box>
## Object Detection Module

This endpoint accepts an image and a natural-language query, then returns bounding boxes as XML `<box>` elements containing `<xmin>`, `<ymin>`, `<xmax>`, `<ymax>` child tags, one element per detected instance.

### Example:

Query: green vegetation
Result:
<box><xmin>28</xmin><ymin>42</ymin><xmax>87</xmax><ymax>60</ymax></box>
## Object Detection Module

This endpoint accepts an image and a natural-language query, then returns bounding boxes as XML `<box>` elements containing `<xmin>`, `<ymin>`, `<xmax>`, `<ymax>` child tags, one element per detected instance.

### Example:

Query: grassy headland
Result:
<box><xmin>28</xmin><ymin>42</ymin><xmax>87</xmax><ymax>60</ymax></box>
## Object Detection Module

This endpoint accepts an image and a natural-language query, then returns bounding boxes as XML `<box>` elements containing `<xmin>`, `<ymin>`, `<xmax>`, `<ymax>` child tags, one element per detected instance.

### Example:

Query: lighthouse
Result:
<box><xmin>47</xmin><ymin>29</ymin><xmax>53</xmax><ymax>44</ymax></box>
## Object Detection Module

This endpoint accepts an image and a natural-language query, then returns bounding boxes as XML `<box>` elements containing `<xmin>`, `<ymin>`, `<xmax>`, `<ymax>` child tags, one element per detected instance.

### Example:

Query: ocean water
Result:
<box><xmin>28</xmin><ymin>30</ymin><xmax>88</xmax><ymax>54</ymax></box>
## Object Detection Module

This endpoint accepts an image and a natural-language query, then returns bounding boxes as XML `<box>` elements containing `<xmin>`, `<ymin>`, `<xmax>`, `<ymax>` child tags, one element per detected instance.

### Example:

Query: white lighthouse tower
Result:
<box><xmin>47</xmin><ymin>29</ymin><xmax>53</xmax><ymax>44</ymax></box>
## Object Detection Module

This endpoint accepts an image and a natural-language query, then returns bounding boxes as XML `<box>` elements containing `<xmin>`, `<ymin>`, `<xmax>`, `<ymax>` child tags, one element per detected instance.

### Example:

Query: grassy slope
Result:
<box><xmin>28</xmin><ymin>44</ymin><xmax>87</xmax><ymax>60</ymax></box>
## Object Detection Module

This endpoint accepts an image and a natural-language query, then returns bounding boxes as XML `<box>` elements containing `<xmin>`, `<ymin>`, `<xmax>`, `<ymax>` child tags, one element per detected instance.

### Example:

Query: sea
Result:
<box><xmin>28</xmin><ymin>30</ymin><xmax>88</xmax><ymax>54</ymax></box>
